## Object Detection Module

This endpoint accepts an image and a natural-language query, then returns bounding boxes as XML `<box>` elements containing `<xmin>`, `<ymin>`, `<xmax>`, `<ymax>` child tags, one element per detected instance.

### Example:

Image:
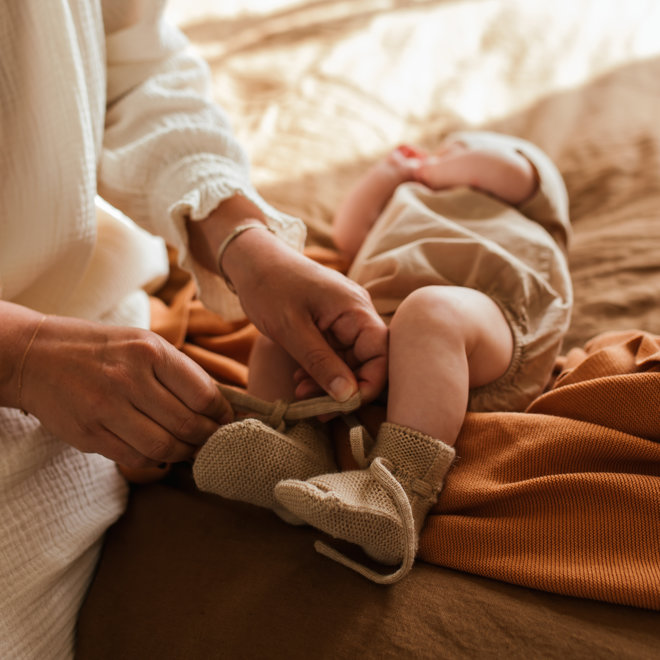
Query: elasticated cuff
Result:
<box><xmin>150</xmin><ymin>153</ymin><xmax>306</xmax><ymax>320</ymax></box>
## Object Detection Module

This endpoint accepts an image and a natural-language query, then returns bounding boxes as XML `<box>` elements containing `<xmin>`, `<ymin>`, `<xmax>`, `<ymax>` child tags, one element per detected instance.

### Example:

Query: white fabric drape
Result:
<box><xmin>0</xmin><ymin>1</ymin><xmax>304</xmax><ymax>657</ymax></box>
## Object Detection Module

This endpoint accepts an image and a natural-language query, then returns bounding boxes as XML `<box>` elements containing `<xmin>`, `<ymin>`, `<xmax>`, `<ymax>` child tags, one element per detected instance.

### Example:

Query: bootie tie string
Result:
<box><xmin>314</xmin><ymin>456</ymin><xmax>417</xmax><ymax>585</ymax></box>
<box><xmin>343</xmin><ymin>414</ymin><xmax>374</xmax><ymax>469</ymax></box>
<box><xmin>216</xmin><ymin>383</ymin><xmax>419</xmax><ymax>583</ymax></box>
<box><xmin>217</xmin><ymin>383</ymin><xmax>362</xmax><ymax>431</ymax></box>
<box><xmin>317</xmin><ymin>407</ymin><xmax>416</xmax><ymax>585</ymax></box>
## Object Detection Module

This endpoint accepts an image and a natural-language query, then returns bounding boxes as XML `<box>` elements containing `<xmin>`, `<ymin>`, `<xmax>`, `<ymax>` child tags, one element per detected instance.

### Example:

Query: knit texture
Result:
<box><xmin>0</xmin><ymin>414</ymin><xmax>128</xmax><ymax>660</ymax></box>
<box><xmin>193</xmin><ymin>418</ymin><xmax>336</xmax><ymax>522</ymax></box>
<box><xmin>417</xmin><ymin>330</ymin><xmax>660</xmax><ymax>609</ymax></box>
<box><xmin>274</xmin><ymin>423</ymin><xmax>455</xmax><ymax>568</ymax></box>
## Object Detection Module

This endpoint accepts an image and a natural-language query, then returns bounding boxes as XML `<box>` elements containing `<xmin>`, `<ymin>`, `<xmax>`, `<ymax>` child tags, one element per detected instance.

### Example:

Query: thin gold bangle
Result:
<box><xmin>215</xmin><ymin>222</ymin><xmax>275</xmax><ymax>294</ymax></box>
<box><xmin>17</xmin><ymin>314</ymin><xmax>47</xmax><ymax>415</ymax></box>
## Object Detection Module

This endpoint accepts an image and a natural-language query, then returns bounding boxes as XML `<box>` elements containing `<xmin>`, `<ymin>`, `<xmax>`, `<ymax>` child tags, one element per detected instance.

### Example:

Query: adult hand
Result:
<box><xmin>223</xmin><ymin>226</ymin><xmax>389</xmax><ymax>404</ymax></box>
<box><xmin>15</xmin><ymin>311</ymin><xmax>233</xmax><ymax>468</ymax></box>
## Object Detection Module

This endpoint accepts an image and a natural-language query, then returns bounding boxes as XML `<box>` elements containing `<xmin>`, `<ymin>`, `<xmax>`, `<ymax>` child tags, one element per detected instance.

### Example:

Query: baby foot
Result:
<box><xmin>275</xmin><ymin>467</ymin><xmax>408</xmax><ymax>565</ymax></box>
<box><xmin>193</xmin><ymin>418</ymin><xmax>337</xmax><ymax>525</ymax></box>
<box><xmin>414</xmin><ymin>139</ymin><xmax>539</xmax><ymax>205</ymax></box>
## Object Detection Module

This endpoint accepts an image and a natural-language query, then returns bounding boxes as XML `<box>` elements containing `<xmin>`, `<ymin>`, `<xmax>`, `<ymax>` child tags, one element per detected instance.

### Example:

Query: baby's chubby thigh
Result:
<box><xmin>388</xmin><ymin>285</ymin><xmax>513</xmax><ymax>389</ymax></box>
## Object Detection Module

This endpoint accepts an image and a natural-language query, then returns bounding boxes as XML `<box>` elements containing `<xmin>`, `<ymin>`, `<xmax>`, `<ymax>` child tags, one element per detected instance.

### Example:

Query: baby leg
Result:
<box><xmin>415</xmin><ymin>139</ymin><xmax>538</xmax><ymax>205</ymax></box>
<box><xmin>386</xmin><ymin>285</ymin><xmax>514</xmax><ymax>445</ymax></box>
<box><xmin>274</xmin><ymin>286</ymin><xmax>512</xmax><ymax>580</ymax></box>
<box><xmin>247</xmin><ymin>334</ymin><xmax>299</xmax><ymax>401</ymax></box>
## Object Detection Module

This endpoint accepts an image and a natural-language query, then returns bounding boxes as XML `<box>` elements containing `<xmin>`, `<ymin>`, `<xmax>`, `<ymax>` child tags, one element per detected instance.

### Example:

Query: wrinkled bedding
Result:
<box><xmin>76</xmin><ymin>1</ymin><xmax>660</xmax><ymax>657</ymax></box>
<box><xmin>169</xmin><ymin>0</ymin><xmax>660</xmax><ymax>349</ymax></box>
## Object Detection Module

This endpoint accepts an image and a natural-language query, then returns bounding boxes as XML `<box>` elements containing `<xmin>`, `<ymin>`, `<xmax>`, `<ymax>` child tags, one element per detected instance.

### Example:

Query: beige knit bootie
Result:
<box><xmin>274</xmin><ymin>421</ymin><xmax>456</xmax><ymax>583</ymax></box>
<box><xmin>193</xmin><ymin>384</ymin><xmax>361</xmax><ymax>525</ymax></box>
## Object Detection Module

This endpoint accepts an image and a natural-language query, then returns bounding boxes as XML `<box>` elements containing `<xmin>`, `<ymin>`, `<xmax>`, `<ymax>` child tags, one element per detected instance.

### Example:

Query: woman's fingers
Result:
<box><xmin>114</xmin><ymin>340</ymin><xmax>233</xmax><ymax>460</ymax></box>
<box><xmin>222</xmin><ymin>228</ymin><xmax>389</xmax><ymax>404</ymax></box>
<box><xmin>323</xmin><ymin>308</ymin><xmax>389</xmax><ymax>401</ymax></box>
<box><xmin>126</xmin><ymin>376</ymin><xmax>230</xmax><ymax>456</ymax></box>
<box><xmin>283</xmin><ymin>299</ymin><xmax>389</xmax><ymax>403</ymax></box>
<box><xmin>92</xmin><ymin>426</ymin><xmax>165</xmax><ymax>469</ymax></box>
<box><xmin>103</xmin><ymin>406</ymin><xmax>204</xmax><ymax>465</ymax></box>
<box><xmin>150</xmin><ymin>339</ymin><xmax>234</xmax><ymax>426</ymax></box>
<box><xmin>96</xmin><ymin>334</ymin><xmax>232</xmax><ymax>461</ymax></box>
<box><xmin>22</xmin><ymin>316</ymin><xmax>233</xmax><ymax>465</ymax></box>
<box><xmin>283</xmin><ymin>322</ymin><xmax>359</xmax><ymax>402</ymax></box>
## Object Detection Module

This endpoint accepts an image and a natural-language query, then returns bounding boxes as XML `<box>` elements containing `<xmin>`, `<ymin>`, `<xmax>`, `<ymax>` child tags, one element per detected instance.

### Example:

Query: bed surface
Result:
<box><xmin>76</xmin><ymin>1</ymin><xmax>660</xmax><ymax>657</ymax></box>
<box><xmin>77</xmin><ymin>468</ymin><xmax>660</xmax><ymax>659</ymax></box>
<box><xmin>165</xmin><ymin>0</ymin><xmax>660</xmax><ymax>351</ymax></box>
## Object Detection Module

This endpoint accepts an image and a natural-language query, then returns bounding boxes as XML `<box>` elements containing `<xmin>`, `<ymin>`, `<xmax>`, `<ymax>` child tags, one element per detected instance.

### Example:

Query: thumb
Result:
<box><xmin>287</xmin><ymin>326</ymin><xmax>358</xmax><ymax>402</ymax></box>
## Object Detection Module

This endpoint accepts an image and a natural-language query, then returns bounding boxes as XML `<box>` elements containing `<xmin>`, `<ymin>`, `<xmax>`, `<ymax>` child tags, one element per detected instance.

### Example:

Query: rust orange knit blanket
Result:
<box><xmin>150</xmin><ymin>265</ymin><xmax>659</xmax><ymax>610</ymax></box>
<box><xmin>420</xmin><ymin>330</ymin><xmax>660</xmax><ymax>610</ymax></box>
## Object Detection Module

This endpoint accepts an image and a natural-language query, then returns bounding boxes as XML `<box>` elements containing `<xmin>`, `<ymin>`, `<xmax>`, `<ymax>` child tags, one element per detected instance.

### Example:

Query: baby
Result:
<box><xmin>194</xmin><ymin>131</ymin><xmax>573</xmax><ymax>583</ymax></box>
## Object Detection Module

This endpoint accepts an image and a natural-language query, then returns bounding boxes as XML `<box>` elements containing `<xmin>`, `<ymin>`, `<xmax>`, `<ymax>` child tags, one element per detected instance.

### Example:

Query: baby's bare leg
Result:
<box><xmin>415</xmin><ymin>140</ymin><xmax>538</xmax><ymax>205</ymax></box>
<box><xmin>387</xmin><ymin>286</ymin><xmax>513</xmax><ymax>446</ymax></box>
<box><xmin>271</xmin><ymin>285</ymin><xmax>512</xmax><ymax>578</ymax></box>
<box><xmin>247</xmin><ymin>334</ymin><xmax>299</xmax><ymax>401</ymax></box>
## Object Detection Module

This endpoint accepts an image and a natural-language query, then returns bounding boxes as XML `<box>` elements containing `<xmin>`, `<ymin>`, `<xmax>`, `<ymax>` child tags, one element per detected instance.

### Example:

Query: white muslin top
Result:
<box><xmin>0</xmin><ymin>1</ymin><xmax>304</xmax><ymax>657</ymax></box>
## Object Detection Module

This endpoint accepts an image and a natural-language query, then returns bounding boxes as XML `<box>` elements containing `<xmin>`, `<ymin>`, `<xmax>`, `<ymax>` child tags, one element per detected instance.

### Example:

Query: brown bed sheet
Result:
<box><xmin>76</xmin><ymin>471</ymin><xmax>659</xmax><ymax>660</ymax></box>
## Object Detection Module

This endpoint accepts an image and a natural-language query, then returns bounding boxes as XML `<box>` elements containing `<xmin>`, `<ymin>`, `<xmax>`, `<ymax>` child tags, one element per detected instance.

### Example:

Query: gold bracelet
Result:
<box><xmin>216</xmin><ymin>222</ymin><xmax>275</xmax><ymax>294</ymax></box>
<box><xmin>17</xmin><ymin>314</ymin><xmax>48</xmax><ymax>415</ymax></box>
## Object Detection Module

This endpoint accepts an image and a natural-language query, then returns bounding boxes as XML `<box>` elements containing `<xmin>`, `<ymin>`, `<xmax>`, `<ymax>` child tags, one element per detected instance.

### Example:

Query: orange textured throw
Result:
<box><xmin>419</xmin><ymin>331</ymin><xmax>660</xmax><ymax>609</ymax></box>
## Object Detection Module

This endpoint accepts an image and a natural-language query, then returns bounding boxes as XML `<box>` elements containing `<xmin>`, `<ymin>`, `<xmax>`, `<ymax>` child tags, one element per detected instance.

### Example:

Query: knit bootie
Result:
<box><xmin>194</xmin><ymin>418</ymin><xmax>336</xmax><ymax>524</ymax></box>
<box><xmin>274</xmin><ymin>421</ymin><xmax>456</xmax><ymax>583</ymax></box>
<box><xmin>193</xmin><ymin>385</ymin><xmax>362</xmax><ymax>524</ymax></box>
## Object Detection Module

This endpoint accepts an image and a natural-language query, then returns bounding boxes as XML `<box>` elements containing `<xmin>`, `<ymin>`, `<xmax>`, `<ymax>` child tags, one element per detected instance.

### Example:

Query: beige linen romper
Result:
<box><xmin>347</xmin><ymin>131</ymin><xmax>573</xmax><ymax>412</ymax></box>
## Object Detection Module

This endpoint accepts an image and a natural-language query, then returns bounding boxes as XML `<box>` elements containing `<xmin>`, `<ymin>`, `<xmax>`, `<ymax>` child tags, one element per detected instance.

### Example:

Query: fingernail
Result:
<box><xmin>329</xmin><ymin>376</ymin><xmax>355</xmax><ymax>402</ymax></box>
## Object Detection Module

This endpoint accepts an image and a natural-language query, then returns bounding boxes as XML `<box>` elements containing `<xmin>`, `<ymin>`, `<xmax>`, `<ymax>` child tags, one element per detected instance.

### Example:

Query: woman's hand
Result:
<box><xmin>187</xmin><ymin>194</ymin><xmax>388</xmax><ymax>405</ymax></box>
<box><xmin>223</xmin><ymin>226</ymin><xmax>388</xmax><ymax>404</ymax></box>
<box><xmin>11</xmin><ymin>309</ymin><xmax>233</xmax><ymax>468</ymax></box>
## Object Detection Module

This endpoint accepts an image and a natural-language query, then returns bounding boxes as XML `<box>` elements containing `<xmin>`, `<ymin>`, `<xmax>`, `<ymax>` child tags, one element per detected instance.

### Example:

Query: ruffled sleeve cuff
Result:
<box><xmin>150</xmin><ymin>153</ymin><xmax>306</xmax><ymax>321</ymax></box>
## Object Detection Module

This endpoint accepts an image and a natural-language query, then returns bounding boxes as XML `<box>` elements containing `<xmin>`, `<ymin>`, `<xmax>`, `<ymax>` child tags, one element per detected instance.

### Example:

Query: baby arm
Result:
<box><xmin>332</xmin><ymin>140</ymin><xmax>538</xmax><ymax>262</ymax></box>
<box><xmin>332</xmin><ymin>147</ymin><xmax>423</xmax><ymax>261</ymax></box>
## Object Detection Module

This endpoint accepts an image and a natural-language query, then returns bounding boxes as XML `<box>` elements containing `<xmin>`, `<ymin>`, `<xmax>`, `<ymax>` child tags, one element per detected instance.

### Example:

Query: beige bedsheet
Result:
<box><xmin>169</xmin><ymin>0</ymin><xmax>660</xmax><ymax>350</ymax></box>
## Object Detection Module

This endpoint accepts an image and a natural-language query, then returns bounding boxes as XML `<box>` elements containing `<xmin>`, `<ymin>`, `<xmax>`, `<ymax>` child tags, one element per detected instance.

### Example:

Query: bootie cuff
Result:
<box><xmin>370</xmin><ymin>422</ymin><xmax>456</xmax><ymax>499</ymax></box>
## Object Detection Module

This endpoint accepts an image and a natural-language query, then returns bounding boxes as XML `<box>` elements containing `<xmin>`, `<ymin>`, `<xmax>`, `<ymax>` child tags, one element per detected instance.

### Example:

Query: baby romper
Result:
<box><xmin>347</xmin><ymin>131</ymin><xmax>573</xmax><ymax>412</ymax></box>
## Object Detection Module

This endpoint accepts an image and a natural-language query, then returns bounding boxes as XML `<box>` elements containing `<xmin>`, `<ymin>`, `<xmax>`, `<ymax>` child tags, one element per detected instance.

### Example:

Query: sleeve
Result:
<box><xmin>98</xmin><ymin>0</ymin><xmax>306</xmax><ymax>319</ymax></box>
